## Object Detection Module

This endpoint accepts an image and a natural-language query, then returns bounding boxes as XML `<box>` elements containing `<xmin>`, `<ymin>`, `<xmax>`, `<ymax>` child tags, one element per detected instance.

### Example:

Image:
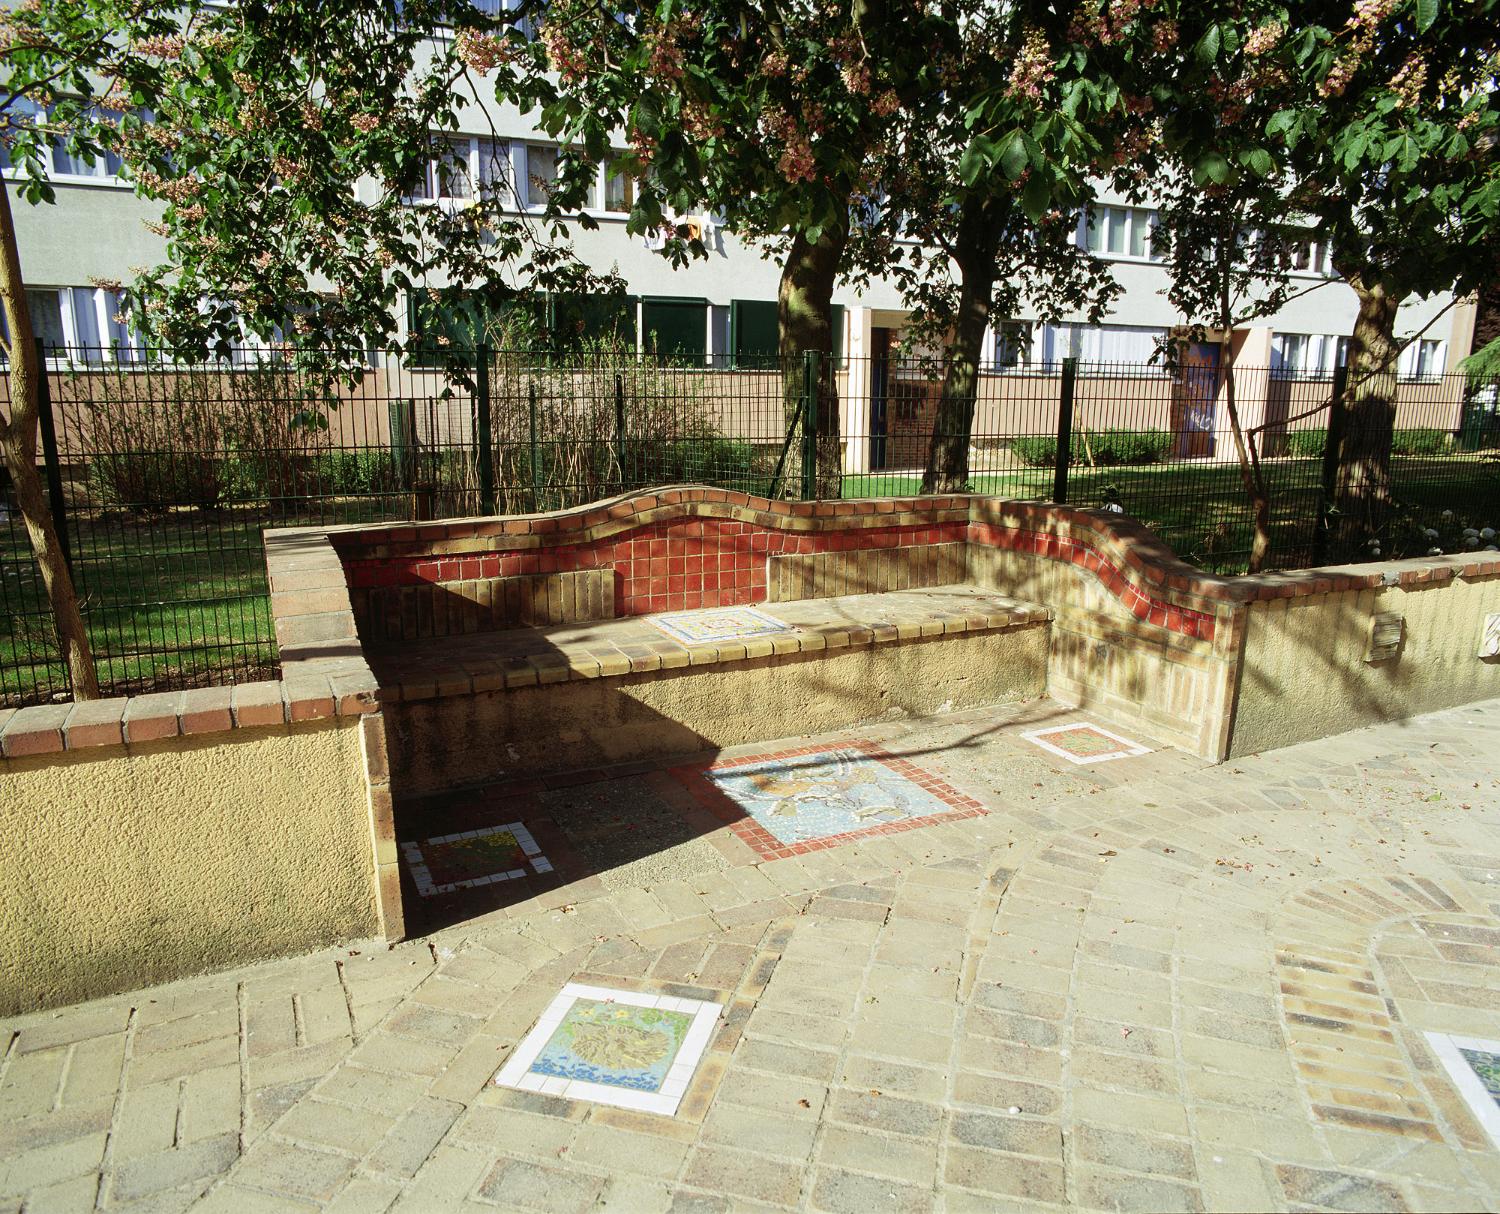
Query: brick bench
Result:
<box><xmin>265</xmin><ymin>486</ymin><xmax>1249</xmax><ymax>804</ymax></box>
<box><xmin>367</xmin><ymin>585</ymin><xmax>1051</xmax><ymax>794</ymax></box>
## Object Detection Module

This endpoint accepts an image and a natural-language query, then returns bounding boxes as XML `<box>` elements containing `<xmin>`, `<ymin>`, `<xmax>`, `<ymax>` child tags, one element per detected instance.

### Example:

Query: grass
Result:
<box><xmin>4</xmin><ymin>453</ymin><xmax>1497</xmax><ymax>706</ymax></box>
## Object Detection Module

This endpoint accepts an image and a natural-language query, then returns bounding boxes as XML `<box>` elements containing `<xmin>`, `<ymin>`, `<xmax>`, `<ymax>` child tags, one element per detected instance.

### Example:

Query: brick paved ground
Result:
<box><xmin>4</xmin><ymin>697</ymin><xmax>1500</xmax><ymax>1212</ymax></box>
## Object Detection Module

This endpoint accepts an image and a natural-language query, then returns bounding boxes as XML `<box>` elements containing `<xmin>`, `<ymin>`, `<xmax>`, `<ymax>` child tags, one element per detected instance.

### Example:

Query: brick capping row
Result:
<box><xmin>0</xmin><ymin>678</ymin><xmax>377</xmax><ymax>761</ymax></box>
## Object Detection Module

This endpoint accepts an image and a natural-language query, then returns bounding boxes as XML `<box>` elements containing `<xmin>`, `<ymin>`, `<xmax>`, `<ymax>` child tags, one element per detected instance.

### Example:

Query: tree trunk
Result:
<box><xmin>1332</xmin><ymin>279</ymin><xmax>1404</xmax><ymax>557</ymax></box>
<box><xmin>778</xmin><ymin>214</ymin><xmax>847</xmax><ymax>500</ymax></box>
<box><xmin>1219</xmin><ymin>359</ymin><xmax>1273</xmax><ymax>573</ymax></box>
<box><xmin>922</xmin><ymin>202</ymin><xmax>1000</xmax><ymax>494</ymax></box>
<box><xmin>0</xmin><ymin>183</ymin><xmax>100</xmax><ymax>699</ymax></box>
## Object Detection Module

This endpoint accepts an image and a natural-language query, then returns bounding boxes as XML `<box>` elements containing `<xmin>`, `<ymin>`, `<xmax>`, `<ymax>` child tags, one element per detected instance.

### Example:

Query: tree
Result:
<box><xmin>529</xmin><ymin>0</ymin><xmax>934</xmax><ymax>496</ymax></box>
<box><xmin>1243</xmin><ymin>0</ymin><xmax>1500</xmax><ymax>551</ymax></box>
<box><xmin>843</xmin><ymin>1</ymin><xmax>1146</xmax><ymax>493</ymax></box>
<box><xmin>1</xmin><ymin>0</ymin><xmax>596</xmax><ymax>697</ymax></box>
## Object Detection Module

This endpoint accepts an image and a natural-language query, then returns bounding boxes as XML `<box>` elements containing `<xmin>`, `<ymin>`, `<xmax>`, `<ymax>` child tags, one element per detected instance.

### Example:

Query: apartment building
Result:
<box><xmin>5</xmin><ymin>42</ymin><xmax>1483</xmax><ymax>472</ymax></box>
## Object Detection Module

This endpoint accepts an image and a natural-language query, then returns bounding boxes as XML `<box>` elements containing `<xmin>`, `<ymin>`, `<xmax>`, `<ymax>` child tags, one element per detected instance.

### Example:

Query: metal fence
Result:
<box><xmin>2</xmin><ymin>345</ymin><xmax>1497</xmax><ymax>706</ymax></box>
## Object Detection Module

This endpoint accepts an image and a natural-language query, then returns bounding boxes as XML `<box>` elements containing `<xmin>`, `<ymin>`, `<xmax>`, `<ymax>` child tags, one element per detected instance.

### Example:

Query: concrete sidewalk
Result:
<box><xmin>3</xmin><ymin>698</ymin><xmax>1500</xmax><ymax>1212</ymax></box>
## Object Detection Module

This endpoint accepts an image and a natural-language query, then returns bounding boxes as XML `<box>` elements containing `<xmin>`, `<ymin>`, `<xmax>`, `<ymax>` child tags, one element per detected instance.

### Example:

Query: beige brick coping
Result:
<box><xmin>366</xmin><ymin>587</ymin><xmax>1051</xmax><ymax>703</ymax></box>
<box><xmin>0</xmin><ymin>678</ymin><xmax>378</xmax><ymax>761</ymax></box>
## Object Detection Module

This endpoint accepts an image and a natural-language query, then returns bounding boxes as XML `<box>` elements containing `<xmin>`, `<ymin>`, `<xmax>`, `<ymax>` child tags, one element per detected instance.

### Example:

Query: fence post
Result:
<box><xmin>1053</xmin><ymin>357</ymin><xmax>1077</xmax><ymax>504</ymax></box>
<box><xmin>1314</xmin><ymin>364</ymin><xmax>1349</xmax><ymax>564</ymax></box>
<box><xmin>801</xmin><ymin>349</ymin><xmax>819</xmax><ymax>500</ymax></box>
<box><xmin>613</xmin><ymin>373</ymin><xmax>626</xmax><ymax>490</ymax></box>
<box><xmin>528</xmin><ymin>380</ymin><xmax>542</xmax><ymax>512</ymax></box>
<box><xmin>474</xmin><ymin>343</ymin><xmax>495</xmax><ymax>515</ymax></box>
<box><xmin>34</xmin><ymin>340</ymin><xmax>72</xmax><ymax>572</ymax></box>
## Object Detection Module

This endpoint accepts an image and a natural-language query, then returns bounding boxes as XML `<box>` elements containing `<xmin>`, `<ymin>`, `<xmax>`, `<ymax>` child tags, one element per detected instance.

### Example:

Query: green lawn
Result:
<box><xmin>4</xmin><ymin>454</ymin><xmax>1497</xmax><ymax>706</ymax></box>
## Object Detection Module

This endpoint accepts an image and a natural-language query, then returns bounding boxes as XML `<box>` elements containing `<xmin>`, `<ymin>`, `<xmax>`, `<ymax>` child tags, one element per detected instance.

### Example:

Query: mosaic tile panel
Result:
<box><xmin>1426</xmin><ymin>1031</ymin><xmax>1500</xmax><ymax>1149</ymax></box>
<box><xmin>1020</xmin><ymin>722</ymin><xmax>1152</xmax><ymax>765</ymax></box>
<box><xmin>494</xmin><ymin>983</ymin><xmax>722</xmax><ymax>1115</ymax></box>
<box><xmin>672</xmin><ymin>739</ymin><xmax>985</xmax><ymax>861</ymax></box>
<box><xmin>401</xmin><ymin>822</ymin><xmax>552</xmax><ymax>896</ymax></box>
<box><xmin>649</xmin><ymin>605</ymin><xmax>794</xmax><ymax>645</ymax></box>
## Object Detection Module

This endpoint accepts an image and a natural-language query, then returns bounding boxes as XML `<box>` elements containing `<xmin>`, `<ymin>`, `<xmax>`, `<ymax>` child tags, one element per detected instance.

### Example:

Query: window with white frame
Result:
<box><xmin>523</xmin><ymin>143</ymin><xmax>558</xmax><ymax>208</ymax></box>
<box><xmin>1078</xmin><ymin>205</ymin><xmax>1159</xmax><ymax>261</ymax></box>
<box><xmin>1040</xmin><ymin>323</ymin><xmax>1167</xmax><ymax>367</ymax></box>
<box><xmin>1290</xmin><ymin>235</ymin><xmax>1335</xmax><ymax>277</ymax></box>
<box><xmin>1271</xmin><ymin>332</ymin><xmax>1346</xmax><ymax>377</ymax></box>
<box><xmin>1400</xmin><ymin>338</ymin><xmax>1445</xmax><ymax>381</ymax></box>
<box><xmin>2</xmin><ymin>287</ymin><xmax>141</xmax><ymax>360</ymax></box>
<box><xmin>603</xmin><ymin>157</ymin><xmax>633</xmax><ymax>214</ymax></box>
<box><xmin>404</xmin><ymin>135</ymin><xmax>510</xmax><ymax>203</ymax></box>
<box><xmin>0</xmin><ymin>98</ymin><xmax>127</xmax><ymax>182</ymax></box>
<box><xmin>991</xmin><ymin>320</ymin><xmax>1034</xmax><ymax>371</ymax></box>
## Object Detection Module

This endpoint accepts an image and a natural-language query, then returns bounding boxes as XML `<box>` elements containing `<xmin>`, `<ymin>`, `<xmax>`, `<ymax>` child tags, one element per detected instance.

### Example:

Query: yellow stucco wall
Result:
<box><xmin>387</xmin><ymin>627</ymin><xmax>1049</xmax><ymax>794</ymax></box>
<box><xmin>1231</xmin><ymin>574</ymin><xmax>1500</xmax><ymax>757</ymax></box>
<box><xmin>0</xmin><ymin>719</ymin><xmax>378</xmax><ymax>1014</ymax></box>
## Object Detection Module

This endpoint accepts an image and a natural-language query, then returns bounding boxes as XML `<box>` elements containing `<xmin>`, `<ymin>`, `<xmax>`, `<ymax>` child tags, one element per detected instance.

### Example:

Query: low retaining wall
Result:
<box><xmin>1230</xmin><ymin>561</ymin><xmax>1500</xmax><ymax>756</ymax></box>
<box><xmin>0</xmin><ymin>673</ymin><xmax>399</xmax><ymax>1016</ymax></box>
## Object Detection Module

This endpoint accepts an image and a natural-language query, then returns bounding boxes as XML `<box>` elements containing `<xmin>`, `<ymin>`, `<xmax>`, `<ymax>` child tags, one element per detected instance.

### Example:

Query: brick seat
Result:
<box><xmin>369</xmin><ymin>585</ymin><xmax>1052</xmax><ymax>794</ymax></box>
<box><xmin>368</xmin><ymin>585</ymin><xmax>1049</xmax><ymax>701</ymax></box>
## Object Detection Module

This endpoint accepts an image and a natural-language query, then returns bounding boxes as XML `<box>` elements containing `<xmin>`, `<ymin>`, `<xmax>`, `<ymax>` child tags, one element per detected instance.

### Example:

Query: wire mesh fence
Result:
<box><xmin>2</xmin><ymin>346</ymin><xmax>1497</xmax><ymax>706</ymax></box>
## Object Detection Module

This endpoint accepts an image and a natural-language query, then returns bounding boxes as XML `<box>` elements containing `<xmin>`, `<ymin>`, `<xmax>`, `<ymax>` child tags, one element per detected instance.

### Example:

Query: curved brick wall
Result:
<box><xmin>333</xmin><ymin>487</ymin><xmax>1224</xmax><ymax>642</ymax></box>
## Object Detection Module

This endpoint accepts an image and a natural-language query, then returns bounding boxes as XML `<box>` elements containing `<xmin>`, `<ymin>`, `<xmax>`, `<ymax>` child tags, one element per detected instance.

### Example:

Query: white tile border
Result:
<box><xmin>1424</xmin><ymin>1030</ymin><xmax>1500</xmax><ymax>1149</ymax></box>
<box><xmin>402</xmin><ymin>821</ymin><xmax>550</xmax><ymax>897</ymax></box>
<box><xmin>649</xmin><ymin>605</ymin><xmax>794</xmax><ymax>645</ymax></box>
<box><xmin>493</xmin><ymin>982</ymin><xmax>723</xmax><ymax>1116</ymax></box>
<box><xmin>1018</xmin><ymin>721</ymin><xmax>1153</xmax><ymax>766</ymax></box>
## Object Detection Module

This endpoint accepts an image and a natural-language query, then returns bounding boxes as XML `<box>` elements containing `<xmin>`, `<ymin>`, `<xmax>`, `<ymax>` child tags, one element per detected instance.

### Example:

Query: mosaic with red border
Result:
<box><xmin>669</xmin><ymin>739</ymin><xmax>985</xmax><ymax>861</ymax></box>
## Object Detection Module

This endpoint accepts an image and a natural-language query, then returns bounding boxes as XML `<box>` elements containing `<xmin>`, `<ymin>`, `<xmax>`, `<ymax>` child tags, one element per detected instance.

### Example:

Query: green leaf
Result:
<box><xmin>1020</xmin><ymin>171</ymin><xmax>1050</xmax><ymax>221</ymax></box>
<box><xmin>1415</xmin><ymin>0</ymin><xmax>1439</xmax><ymax>32</ymax></box>
<box><xmin>1195</xmin><ymin>24</ymin><xmax>1222</xmax><ymax>65</ymax></box>
<box><xmin>1244</xmin><ymin>147</ymin><xmax>1275</xmax><ymax>176</ymax></box>
<box><xmin>958</xmin><ymin>138</ymin><xmax>992</xmax><ymax>186</ymax></box>
<box><xmin>1195</xmin><ymin>152</ymin><xmax>1231</xmax><ymax>186</ymax></box>
<box><xmin>998</xmin><ymin>129</ymin><xmax>1029</xmax><ymax>181</ymax></box>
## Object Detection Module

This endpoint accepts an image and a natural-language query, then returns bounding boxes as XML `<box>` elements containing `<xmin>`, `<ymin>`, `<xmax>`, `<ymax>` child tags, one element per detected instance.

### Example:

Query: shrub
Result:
<box><xmin>88</xmin><ymin>450</ymin><xmax>225</xmax><ymax>512</ymax></box>
<box><xmin>1008</xmin><ymin>429</ymin><xmax>1170</xmax><ymax>469</ymax></box>
<box><xmin>1085</xmin><ymin>428</ymin><xmax>1171</xmax><ymax>466</ymax></box>
<box><xmin>1286</xmin><ymin>428</ymin><xmax>1326</xmax><ymax>458</ymax></box>
<box><xmin>1390</xmin><ymin>428</ymin><xmax>1451</xmax><ymax>457</ymax></box>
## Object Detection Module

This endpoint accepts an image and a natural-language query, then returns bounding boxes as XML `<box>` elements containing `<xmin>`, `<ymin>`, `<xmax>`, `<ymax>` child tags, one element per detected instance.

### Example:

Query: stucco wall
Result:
<box><xmin>0</xmin><ymin>718</ymin><xmax>378</xmax><ymax>1014</ymax></box>
<box><xmin>386</xmin><ymin>628</ymin><xmax>1048</xmax><ymax>795</ymax></box>
<box><xmin>1230</xmin><ymin>572</ymin><xmax>1500</xmax><ymax>757</ymax></box>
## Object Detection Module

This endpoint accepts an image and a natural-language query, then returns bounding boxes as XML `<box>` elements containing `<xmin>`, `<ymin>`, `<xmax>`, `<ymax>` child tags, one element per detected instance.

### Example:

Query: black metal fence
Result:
<box><xmin>2</xmin><ymin>346</ymin><xmax>1497</xmax><ymax>706</ymax></box>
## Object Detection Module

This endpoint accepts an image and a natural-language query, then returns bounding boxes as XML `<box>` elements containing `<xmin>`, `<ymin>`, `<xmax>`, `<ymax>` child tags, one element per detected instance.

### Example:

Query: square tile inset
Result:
<box><xmin>494</xmin><ymin>983</ymin><xmax>722</xmax><ymax>1115</ymax></box>
<box><xmin>649</xmin><ymin>605</ymin><xmax>793</xmax><ymax>645</ymax></box>
<box><xmin>1020</xmin><ymin>722</ymin><xmax>1152</xmax><ymax>765</ymax></box>
<box><xmin>672</xmin><ymin>740</ymin><xmax>985</xmax><ymax>860</ymax></box>
<box><xmin>402</xmin><ymin>822</ymin><xmax>552</xmax><ymax>896</ymax></box>
<box><xmin>1425</xmin><ymin>1031</ymin><xmax>1500</xmax><ymax>1149</ymax></box>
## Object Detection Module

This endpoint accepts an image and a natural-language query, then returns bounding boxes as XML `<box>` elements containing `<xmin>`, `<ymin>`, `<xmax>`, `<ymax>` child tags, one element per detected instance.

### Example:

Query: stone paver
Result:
<box><xmin>4</xmin><ymin>697</ymin><xmax>1500</xmax><ymax>1211</ymax></box>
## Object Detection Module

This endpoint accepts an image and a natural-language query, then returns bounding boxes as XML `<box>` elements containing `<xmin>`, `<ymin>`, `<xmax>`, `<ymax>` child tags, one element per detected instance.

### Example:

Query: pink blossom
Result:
<box><xmin>1244</xmin><ymin>20</ymin><xmax>1283</xmax><ymax>57</ymax></box>
<box><xmin>1005</xmin><ymin>26</ymin><xmax>1051</xmax><ymax>103</ymax></box>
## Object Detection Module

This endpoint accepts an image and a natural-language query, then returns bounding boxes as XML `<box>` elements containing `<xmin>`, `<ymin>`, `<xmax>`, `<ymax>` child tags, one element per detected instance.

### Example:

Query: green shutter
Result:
<box><xmin>550</xmin><ymin>292</ymin><xmax>638</xmax><ymax>350</ymax></box>
<box><xmin>641</xmin><ymin>297</ymin><xmax>707</xmax><ymax>361</ymax></box>
<box><xmin>731</xmin><ymin>299</ymin><xmax>778</xmax><ymax>367</ymax></box>
<box><xmin>407</xmin><ymin>291</ymin><xmax>489</xmax><ymax>366</ymax></box>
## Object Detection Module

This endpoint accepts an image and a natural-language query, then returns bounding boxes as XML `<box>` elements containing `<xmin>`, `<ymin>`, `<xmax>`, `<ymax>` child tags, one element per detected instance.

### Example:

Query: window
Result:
<box><xmin>992</xmin><ymin>321</ymin><xmax>1033</xmax><ymax>371</ymax></box>
<box><xmin>1271</xmin><ymin>332</ymin><xmax>1346</xmax><ymax>378</ymax></box>
<box><xmin>1079</xmin><ymin>206</ymin><xmax>1159</xmax><ymax>262</ymax></box>
<box><xmin>9</xmin><ymin>287</ymin><xmax>140</xmax><ymax>360</ymax></box>
<box><xmin>1040</xmin><ymin>323</ymin><xmax>1166</xmax><ymax>367</ymax></box>
<box><xmin>524</xmin><ymin>144</ymin><xmax>558</xmax><ymax>208</ymax></box>
<box><xmin>603</xmin><ymin>159</ymin><xmax>633</xmax><ymax>213</ymax></box>
<box><xmin>404</xmin><ymin>136</ymin><xmax>508</xmax><ymax>203</ymax></box>
<box><xmin>1401</xmin><ymin>339</ymin><xmax>1445</xmax><ymax>381</ymax></box>
<box><xmin>1290</xmin><ymin>236</ymin><xmax>1334</xmax><ymax>277</ymax></box>
<box><xmin>1</xmin><ymin>99</ymin><xmax>126</xmax><ymax>182</ymax></box>
<box><xmin>730</xmin><ymin>299</ymin><xmax>778</xmax><ymax>367</ymax></box>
